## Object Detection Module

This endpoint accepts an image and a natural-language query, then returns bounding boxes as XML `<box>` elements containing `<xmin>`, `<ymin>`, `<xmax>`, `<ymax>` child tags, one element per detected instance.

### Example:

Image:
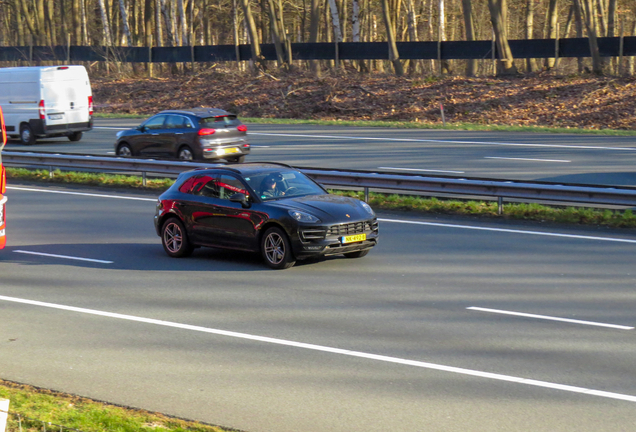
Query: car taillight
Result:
<box><xmin>237</xmin><ymin>125</ymin><xmax>247</xmax><ymax>132</ymax></box>
<box><xmin>198</xmin><ymin>128</ymin><xmax>216</xmax><ymax>136</ymax></box>
<box><xmin>88</xmin><ymin>96</ymin><xmax>94</xmax><ymax>116</ymax></box>
<box><xmin>38</xmin><ymin>100</ymin><xmax>45</xmax><ymax>120</ymax></box>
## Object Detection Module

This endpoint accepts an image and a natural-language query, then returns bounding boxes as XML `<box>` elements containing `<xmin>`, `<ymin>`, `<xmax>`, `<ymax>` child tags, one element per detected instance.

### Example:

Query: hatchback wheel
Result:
<box><xmin>178</xmin><ymin>146</ymin><xmax>194</xmax><ymax>160</ymax></box>
<box><xmin>117</xmin><ymin>143</ymin><xmax>133</xmax><ymax>157</ymax></box>
<box><xmin>161</xmin><ymin>218</ymin><xmax>194</xmax><ymax>258</ymax></box>
<box><xmin>261</xmin><ymin>227</ymin><xmax>296</xmax><ymax>269</ymax></box>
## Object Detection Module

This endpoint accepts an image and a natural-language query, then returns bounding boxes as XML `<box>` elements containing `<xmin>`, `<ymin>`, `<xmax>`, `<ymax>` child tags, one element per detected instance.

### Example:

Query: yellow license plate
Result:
<box><xmin>218</xmin><ymin>147</ymin><xmax>240</xmax><ymax>155</ymax></box>
<box><xmin>341</xmin><ymin>233</ymin><xmax>366</xmax><ymax>244</ymax></box>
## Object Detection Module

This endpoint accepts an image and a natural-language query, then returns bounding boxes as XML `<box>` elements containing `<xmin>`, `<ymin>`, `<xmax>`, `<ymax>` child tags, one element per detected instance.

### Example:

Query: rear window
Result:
<box><xmin>199</xmin><ymin>116</ymin><xmax>238</xmax><ymax>127</ymax></box>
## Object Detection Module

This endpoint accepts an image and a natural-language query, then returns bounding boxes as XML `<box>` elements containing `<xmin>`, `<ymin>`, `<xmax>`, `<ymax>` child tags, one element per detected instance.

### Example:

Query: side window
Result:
<box><xmin>144</xmin><ymin>115</ymin><xmax>166</xmax><ymax>130</ymax></box>
<box><xmin>165</xmin><ymin>115</ymin><xmax>186</xmax><ymax>129</ymax></box>
<box><xmin>218</xmin><ymin>175</ymin><xmax>248</xmax><ymax>200</ymax></box>
<box><xmin>178</xmin><ymin>175</ymin><xmax>219</xmax><ymax>198</ymax></box>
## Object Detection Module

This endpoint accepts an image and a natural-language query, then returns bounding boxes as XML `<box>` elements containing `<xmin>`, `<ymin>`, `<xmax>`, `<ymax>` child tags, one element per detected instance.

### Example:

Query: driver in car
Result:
<box><xmin>260</xmin><ymin>173</ymin><xmax>286</xmax><ymax>198</ymax></box>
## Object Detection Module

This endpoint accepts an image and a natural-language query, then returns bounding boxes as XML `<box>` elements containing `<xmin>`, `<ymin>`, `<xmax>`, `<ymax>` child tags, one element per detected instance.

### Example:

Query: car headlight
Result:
<box><xmin>360</xmin><ymin>201</ymin><xmax>375</xmax><ymax>216</ymax></box>
<box><xmin>289</xmin><ymin>210</ymin><xmax>320</xmax><ymax>223</ymax></box>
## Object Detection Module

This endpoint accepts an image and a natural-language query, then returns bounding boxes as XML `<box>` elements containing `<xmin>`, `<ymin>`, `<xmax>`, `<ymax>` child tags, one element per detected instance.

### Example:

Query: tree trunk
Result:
<box><xmin>267</xmin><ymin>0</ymin><xmax>286</xmax><ymax>68</ymax></box>
<box><xmin>119</xmin><ymin>0</ymin><xmax>134</xmax><ymax>46</ymax></box>
<box><xmin>381</xmin><ymin>0</ymin><xmax>404</xmax><ymax>75</ymax></box>
<box><xmin>577</xmin><ymin>0</ymin><xmax>603</xmax><ymax>74</ymax></box>
<box><xmin>239</xmin><ymin>0</ymin><xmax>265</xmax><ymax>69</ymax></box>
<box><xmin>98</xmin><ymin>0</ymin><xmax>113</xmax><ymax>46</ymax></box>
<box><xmin>487</xmin><ymin>0</ymin><xmax>517</xmax><ymax>75</ymax></box>
<box><xmin>308</xmin><ymin>0</ymin><xmax>321</xmax><ymax>74</ymax></box>
<box><xmin>461</xmin><ymin>0</ymin><xmax>477</xmax><ymax>76</ymax></box>
<box><xmin>327</xmin><ymin>0</ymin><xmax>343</xmax><ymax>42</ymax></box>
<box><xmin>545</xmin><ymin>0</ymin><xmax>558</xmax><ymax>69</ymax></box>
<box><xmin>155</xmin><ymin>0</ymin><xmax>163</xmax><ymax>46</ymax></box>
<box><xmin>405</xmin><ymin>0</ymin><xmax>421</xmax><ymax>74</ymax></box>
<box><xmin>525</xmin><ymin>0</ymin><xmax>538</xmax><ymax>72</ymax></box>
<box><xmin>177</xmin><ymin>0</ymin><xmax>188</xmax><ymax>45</ymax></box>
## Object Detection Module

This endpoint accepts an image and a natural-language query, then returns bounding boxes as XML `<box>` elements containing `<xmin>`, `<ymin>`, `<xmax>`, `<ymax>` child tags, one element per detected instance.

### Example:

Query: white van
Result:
<box><xmin>0</xmin><ymin>65</ymin><xmax>93</xmax><ymax>144</ymax></box>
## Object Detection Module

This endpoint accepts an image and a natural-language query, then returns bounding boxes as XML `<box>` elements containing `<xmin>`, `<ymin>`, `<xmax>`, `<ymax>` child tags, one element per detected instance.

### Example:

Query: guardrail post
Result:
<box><xmin>142</xmin><ymin>172</ymin><xmax>147</xmax><ymax>186</ymax></box>
<box><xmin>364</xmin><ymin>187</ymin><xmax>369</xmax><ymax>203</ymax></box>
<box><xmin>498</xmin><ymin>196</ymin><xmax>503</xmax><ymax>215</ymax></box>
<box><xmin>49</xmin><ymin>166</ymin><xmax>54</xmax><ymax>178</ymax></box>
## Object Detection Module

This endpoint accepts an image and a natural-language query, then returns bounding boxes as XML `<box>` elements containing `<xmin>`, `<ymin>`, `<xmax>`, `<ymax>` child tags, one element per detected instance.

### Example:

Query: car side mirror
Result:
<box><xmin>138</xmin><ymin>125</ymin><xmax>146</xmax><ymax>132</ymax></box>
<box><xmin>229</xmin><ymin>192</ymin><xmax>250</xmax><ymax>208</ymax></box>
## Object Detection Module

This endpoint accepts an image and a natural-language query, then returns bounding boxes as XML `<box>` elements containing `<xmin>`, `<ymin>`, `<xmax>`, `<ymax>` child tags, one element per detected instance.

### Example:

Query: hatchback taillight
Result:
<box><xmin>237</xmin><ymin>125</ymin><xmax>247</xmax><ymax>132</ymax></box>
<box><xmin>198</xmin><ymin>128</ymin><xmax>216</xmax><ymax>136</ymax></box>
<box><xmin>38</xmin><ymin>100</ymin><xmax>45</xmax><ymax>120</ymax></box>
<box><xmin>88</xmin><ymin>96</ymin><xmax>94</xmax><ymax>116</ymax></box>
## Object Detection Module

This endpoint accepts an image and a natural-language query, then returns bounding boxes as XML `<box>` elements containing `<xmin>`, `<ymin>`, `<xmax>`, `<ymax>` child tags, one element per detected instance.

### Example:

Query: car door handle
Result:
<box><xmin>175</xmin><ymin>133</ymin><xmax>184</xmax><ymax>135</ymax></box>
<box><xmin>151</xmin><ymin>133</ymin><xmax>160</xmax><ymax>136</ymax></box>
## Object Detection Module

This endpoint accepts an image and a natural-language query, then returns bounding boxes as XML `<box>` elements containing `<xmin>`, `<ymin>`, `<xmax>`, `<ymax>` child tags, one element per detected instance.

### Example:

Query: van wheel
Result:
<box><xmin>68</xmin><ymin>132</ymin><xmax>83</xmax><ymax>142</ymax></box>
<box><xmin>229</xmin><ymin>156</ymin><xmax>246</xmax><ymax>164</ymax></box>
<box><xmin>19</xmin><ymin>124</ymin><xmax>35</xmax><ymax>145</ymax></box>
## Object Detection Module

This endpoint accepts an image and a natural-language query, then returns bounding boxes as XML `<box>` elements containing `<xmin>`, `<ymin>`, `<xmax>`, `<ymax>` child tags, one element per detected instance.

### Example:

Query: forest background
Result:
<box><xmin>0</xmin><ymin>0</ymin><xmax>634</xmax><ymax>130</ymax></box>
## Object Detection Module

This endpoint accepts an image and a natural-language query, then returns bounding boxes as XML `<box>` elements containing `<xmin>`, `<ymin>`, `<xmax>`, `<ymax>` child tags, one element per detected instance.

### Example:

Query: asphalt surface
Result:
<box><xmin>4</xmin><ymin>118</ymin><xmax>636</xmax><ymax>185</ymax></box>
<box><xmin>1</xmin><ymin>184</ymin><xmax>636</xmax><ymax>431</ymax></box>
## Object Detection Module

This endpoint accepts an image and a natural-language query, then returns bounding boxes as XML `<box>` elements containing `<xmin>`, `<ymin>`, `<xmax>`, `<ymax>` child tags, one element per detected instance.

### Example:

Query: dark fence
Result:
<box><xmin>0</xmin><ymin>37</ymin><xmax>634</xmax><ymax>63</ymax></box>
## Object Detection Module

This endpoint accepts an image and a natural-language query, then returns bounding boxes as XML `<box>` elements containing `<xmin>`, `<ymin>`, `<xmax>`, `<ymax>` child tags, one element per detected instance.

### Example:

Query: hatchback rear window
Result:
<box><xmin>200</xmin><ymin>116</ymin><xmax>238</xmax><ymax>127</ymax></box>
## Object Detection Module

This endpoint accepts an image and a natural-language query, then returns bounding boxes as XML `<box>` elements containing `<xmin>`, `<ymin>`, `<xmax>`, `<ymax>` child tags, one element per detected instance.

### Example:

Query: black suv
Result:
<box><xmin>115</xmin><ymin>108</ymin><xmax>250</xmax><ymax>163</ymax></box>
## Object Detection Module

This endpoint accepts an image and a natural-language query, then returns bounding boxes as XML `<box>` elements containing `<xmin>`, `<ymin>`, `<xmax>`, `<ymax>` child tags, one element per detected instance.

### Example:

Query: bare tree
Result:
<box><xmin>381</xmin><ymin>0</ymin><xmax>404</xmax><ymax>75</ymax></box>
<box><xmin>488</xmin><ymin>0</ymin><xmax>517</xmax><ymax>75</ymax></box>
<box><xmin>119</xmin><ymin>0</ymin><xmax>134</xmax><ymax>46</ymax></box>
<box><xmin>576</xmin><ymin>0</ymin><xmax>603</xmax><ymax>74</ymax></box>
<box><xmin>461</xmin><ymin>0</ymin><xmax>477</xmax><ymax>76</ymax></box>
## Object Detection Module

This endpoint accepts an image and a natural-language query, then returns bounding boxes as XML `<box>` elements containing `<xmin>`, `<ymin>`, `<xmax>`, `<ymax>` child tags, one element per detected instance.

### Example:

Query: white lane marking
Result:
<box><xmin>251</xmin><ymin>145</ymin><xmax>270</xmax><ymax>148</ymax></box>
<box><xmin>379</xmin><ymin>166</ymin><xmax>465</xmax><ymax>174</ymax></box>
<box><xmin>378</xmin><ymin>218</ymin><xmax>636</xmax><ymax>244</ymax></box>
<box><xmin>485</xmin><ymin>156</ymin><xmax>571</xmax><ymax>163</ymax></box>
<box><xmin>250</xmin><ymin>132</ymin><xmax>636</xmax><ymax>152</ymax></box>
<box><xmin>9</xmin><ymin>186</ymin><xmax>636</xmax><ymax>244</ymax></box>
<box><xmin>6</xmin><ymin>186</ymin><xmax>157</xmax><ymax>202</ymax></box>
<box><xmin>14</xmin><ymin>250</ymin><xmax>113</xmax><ymax>264</ymax></box>
<box><xmin>93</xmin><ymin>126</ymin><xmax>130</xmax><ymax>130</ymax></box>
<box><xmin>468</xmin><ymin>307</ymin><xmax>634</xmax><ymax>330</ymax></box>
<box><xmin>1</xmin><ymin>294</ymin><xmax>635</xmax><ymax>403</ymax></box>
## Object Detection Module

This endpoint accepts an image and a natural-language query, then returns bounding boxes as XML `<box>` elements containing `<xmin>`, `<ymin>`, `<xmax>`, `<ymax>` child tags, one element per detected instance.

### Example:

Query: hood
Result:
<box><xmin>269</xmin><ymin>194</ymin><xmax>373</xmax><ymax>223</ymax></box>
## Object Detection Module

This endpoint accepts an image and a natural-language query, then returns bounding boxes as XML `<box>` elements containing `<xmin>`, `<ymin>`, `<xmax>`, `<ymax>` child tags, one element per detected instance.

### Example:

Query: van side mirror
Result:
<box><xmin>229</xmin><ymin>193</ymin><xmax>250</xmax><ymax>208</ymax></box>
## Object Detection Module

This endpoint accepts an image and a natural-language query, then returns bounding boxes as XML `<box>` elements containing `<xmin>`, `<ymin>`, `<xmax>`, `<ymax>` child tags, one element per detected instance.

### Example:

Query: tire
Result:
<box><xmin>117</xmin><ymin>143</ymin><xmax>133</xmax><ymax>157</ymax></box>
<box><xmin>19</xmin><ymin>124</ymin><xmax>36</xmax><ymax>145</ymax></box>
<box><xmin>261</xmin><ymin>227</ymin><xmax>296</xmax><ymax>269</ymax></box>
<box><xmin>161</xmin><ymin>218</ymin><xmax>194</xmax><ymax>258</ymax></box>
<box><xmin>343</xmin><ymin>249</ymin><xmax>370</xmax><ymax>258</ymax></box>
<box><xmin>177</xmin><ymin>146</ymin><xmax>194</xmax><ymax>161</ymax></box>
<box><xmin>229</xmin><ymin>155</ymin><xmax>246</xmax><ymax>164</ymax></box>
<box><xmin>68</xmin><ymin>131</ymin><xmax>83</xmax><ymax>142</ymax></box>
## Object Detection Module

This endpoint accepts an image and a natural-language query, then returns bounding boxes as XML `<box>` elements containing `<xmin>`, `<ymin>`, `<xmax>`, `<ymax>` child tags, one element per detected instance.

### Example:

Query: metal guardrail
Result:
<box><xmin>4</xmin><ymin>151</ymin><xmax>636</xmax><ymax>210</ymax></box>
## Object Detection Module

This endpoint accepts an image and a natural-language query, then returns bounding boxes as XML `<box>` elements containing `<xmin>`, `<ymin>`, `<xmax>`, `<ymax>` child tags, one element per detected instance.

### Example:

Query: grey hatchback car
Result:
<box><xmin>115</xmin><ymin>108</ymin><xmax>250</xmax><ymax>163</ymax></box>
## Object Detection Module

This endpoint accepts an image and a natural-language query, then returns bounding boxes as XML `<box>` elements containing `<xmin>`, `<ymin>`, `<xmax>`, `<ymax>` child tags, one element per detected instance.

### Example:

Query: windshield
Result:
<box><xmin>244</xmin><ymin>170</ymin><xmax>326</xmax><ymax>201</ymax></box>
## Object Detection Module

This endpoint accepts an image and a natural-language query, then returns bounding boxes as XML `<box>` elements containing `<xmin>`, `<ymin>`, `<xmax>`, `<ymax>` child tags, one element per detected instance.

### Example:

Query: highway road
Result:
<box><xmin>1</xmin><ymin>184</ymin><xmax>636</xmax><ymax>431</ymax></box>
<box><xmin>4</xmin><ymin>118</ymin><xmax>636</xmax><ymax>186</ymax></box>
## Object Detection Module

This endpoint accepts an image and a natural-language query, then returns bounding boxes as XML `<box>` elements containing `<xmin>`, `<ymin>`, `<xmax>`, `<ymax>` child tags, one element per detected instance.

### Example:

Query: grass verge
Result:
<box><xmin>92</xmin><ymin>113</ymin><xmax>636</xmax><ymax>136</ymax></box>
<box><xmin>0</xmin><ymin>379</ymin><xmax>237</xmax><ymax>432</ymax></box>
<box><xmin>7</xmin><ymin>167</ymin><xmax>636</xmax><ymax>229</ymax></box>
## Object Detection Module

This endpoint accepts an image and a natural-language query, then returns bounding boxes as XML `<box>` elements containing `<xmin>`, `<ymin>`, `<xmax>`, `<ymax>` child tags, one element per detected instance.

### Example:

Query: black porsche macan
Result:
<box><xmin>154</xmin><ymin>163</ymin><xmax>379</xmax><ymax>269</ymax></box>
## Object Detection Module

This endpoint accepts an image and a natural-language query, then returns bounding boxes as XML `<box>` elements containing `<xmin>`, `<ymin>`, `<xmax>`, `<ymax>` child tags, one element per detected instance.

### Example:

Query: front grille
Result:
<box><xmin>328</xmin><ymin>219</ymin><xmax>377</xmax><ymax>236</ymax></box>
